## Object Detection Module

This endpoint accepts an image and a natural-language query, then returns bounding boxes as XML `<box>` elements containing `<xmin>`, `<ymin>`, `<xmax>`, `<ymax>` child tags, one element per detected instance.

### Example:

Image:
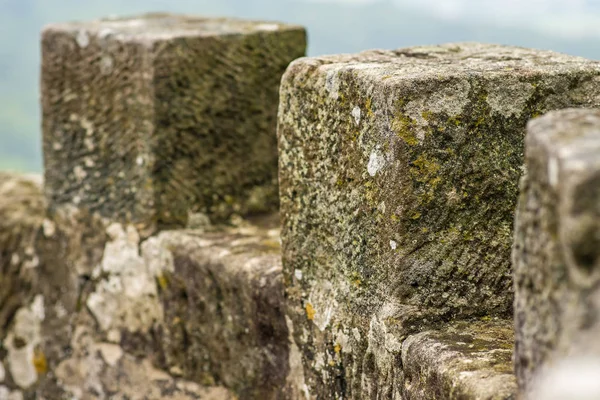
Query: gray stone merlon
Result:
<box><xmin>41</xmin><ymin>13</ymin><xmax>306</xmax><ymax>237</ymax></box>
<box><xmin>277</xmin><ymin>42</ymin><xmax>600</xmax><ymax>397</ymax></box>
<box><xmin>513</xmin><ymin>108</ymin><xmax>600</xmax><ymax>395</ymax></box>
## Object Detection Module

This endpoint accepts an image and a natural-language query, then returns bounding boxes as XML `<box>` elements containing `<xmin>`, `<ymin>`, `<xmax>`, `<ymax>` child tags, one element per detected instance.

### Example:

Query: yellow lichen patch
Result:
<box><xmin>530</xmin><ymin>110</ymin><xmax>542</xmax><ymax>118</ymax></box>
<box><xmin>305</xmin><ymin>302</ymin><xmax>316</xmax><ymax>321</ymax></box>
<box><xmin>421</xmin><ymin>110</ymin><xmax>433</xmax><ymax>121</ymax></box>
<box><xmin>448</xmin><ymin>115</ymin><xmax>462</xmax><ymax>127</ymax></box>
<box><xmin>365</xmin><ymin>98</ymin><xmax>374</xmax><ymax>117</ymax></box>
<box><xmin>364</xmin><ymin>181</ymin><xmax>380</xmax><ymax>208</ymax></box>
<box><xmin>200</xmin><ymin>373</ymin><xmax>216</xmax><ymax>386</ymax></box>
<box><xmin>410</xmin><ymin>154</ymin><xmax>441</xmax><ymax>187</ymax></box>
<box><xmin>261</xmin><ymin>239</ymin><xmax>281</xmax><ymax>250</ymax></box>
<box><xmin>392</xmin><ymin>112</ymin><xmax>419</xmax><ymax>146</ymax></box>
<box><xmin>339</xmin><ymin>93</ymin><xmax>347</xmax><ymax>106</ymax></box>
<box><xmin>328</xmin><ymin>360</ymin><xmax>336</xmax><ymax>367</ymax></box>
<box><xmin>334</xmin><ymin>343</ymin><xmax>342</xmax><ymax>354</ymax></box>
<box><xmin>410</xmin><ymin>211</ymin><xmax>422</xmax><ymax>220</ymax></box>
<box><xmin>33</xmin><ymin>348</ymin><xmax>48</xmax><ymax>375</ymax></box>
<box><xmin>475</xmin><ymin>116</ymin><xmax>486</xmax><ymax>128</ymax></box>
<box><xmin>348</xmin><ymin>271</ymin><xmax>363</xmax><ymax>287</ymax></box>
<box><xmin>409</xmin><ymin>153</ymin><xmax>444</xmax><ymax>205</ymax></box>
<box><xmin>156</xmin><ymin>274</ymin><xmax>169</xmax><ymax>291</ymax></box>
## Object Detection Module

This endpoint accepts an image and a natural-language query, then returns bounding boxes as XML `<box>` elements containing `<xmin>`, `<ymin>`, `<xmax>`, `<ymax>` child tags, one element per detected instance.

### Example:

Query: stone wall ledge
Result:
<box><xmin>402</xmin><ymin>319</ymin><xmax>516</xmax><ymax>400</ymax></box>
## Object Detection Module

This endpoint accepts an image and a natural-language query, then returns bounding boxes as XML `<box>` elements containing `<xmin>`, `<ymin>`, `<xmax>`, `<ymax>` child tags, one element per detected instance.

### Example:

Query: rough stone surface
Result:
<box><xmin>0</xmin><ymin>173</ymin><xmax>109</xmax><ymax>397</ymax></box>
<box><xmin>143</xmin><ymin>214</ymin><xmax>306</xmax><ymax>399</ymax></box>
<box><xmin>0</xmin><ymin>172</ymin><xmax>240</xmax><ymax>398</ymax></box>
<box><xmin>278</xmin><ymin>43</ymin><xmax>600</xmax><ymax>397</ymax></box>
<box><xmin>401</xmin><ymin>319</ymin><xmax>516</xmax><ymax>400</ymax></box>
<box><xmin>513</xmin><ymin>108</ymin><xmax>600</xmax><ymax>394</ymax></box>
<box><xmin>0</xmin><ymin>173</ymin><xmax>45</xmax><ymax>339</ymax></box>
<box><xmin>49</xmin><ymin>323</ymin><xmax>235</xmax><ymax>400</ymax></box>
<box><xmin>42</xmin><ymin>13</ymin><xmax>307</xmax><ymax>236</ymax></box>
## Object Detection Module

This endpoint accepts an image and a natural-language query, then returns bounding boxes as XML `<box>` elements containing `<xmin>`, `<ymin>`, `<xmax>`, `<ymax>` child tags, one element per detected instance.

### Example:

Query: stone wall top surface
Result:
<box><xmin>43</xmin><ymin>13</ymin><xmax>304</xmax><ymax>44</ymax></box>
<box><xmin>402</xmin><ymin>319</ymin><xmax>516</xmax><ymax>400</ymax></box>
<box><xmin>288</xmin><ymin>42</ymin><xmax>600</xmax><ymax>82</ymax></box>
<box><xmin>526</xmin><ymin>108</ymin><xmax>600</xmax><ymax>171</ymax></box>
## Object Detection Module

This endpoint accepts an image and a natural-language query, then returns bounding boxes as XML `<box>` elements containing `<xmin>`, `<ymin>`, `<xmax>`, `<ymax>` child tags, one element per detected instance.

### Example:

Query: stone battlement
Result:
<box><xmin>1</xmin><ymin>12</ymin><xmax>600</xmax><ymax>400</ymax></box>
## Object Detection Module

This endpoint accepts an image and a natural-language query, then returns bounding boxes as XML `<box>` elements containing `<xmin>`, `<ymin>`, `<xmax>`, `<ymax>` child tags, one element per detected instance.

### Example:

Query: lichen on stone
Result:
<box><xmin>278</xmin><ymin>42</ymin><xmax>600</xmax><ymax>397</ymax></box>
<box><xmin>42</xmin><ymin>13</ymin><xmax>307</xmax><ymax>236</ymax></box>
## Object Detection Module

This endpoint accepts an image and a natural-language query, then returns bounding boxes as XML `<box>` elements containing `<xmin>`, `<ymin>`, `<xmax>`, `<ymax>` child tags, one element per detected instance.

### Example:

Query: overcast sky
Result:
<box><xmin>305</xmin><ymin>0</ymin><xmax>600</xmax><ymax>39</ymax></box>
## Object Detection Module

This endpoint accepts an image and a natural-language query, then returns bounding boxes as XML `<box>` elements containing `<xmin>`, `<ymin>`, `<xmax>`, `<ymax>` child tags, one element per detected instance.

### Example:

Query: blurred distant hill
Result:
<box><xmin>1</xmin><ymin>0</ymin><xmax>599</xmax><ymax>172</ymax></box>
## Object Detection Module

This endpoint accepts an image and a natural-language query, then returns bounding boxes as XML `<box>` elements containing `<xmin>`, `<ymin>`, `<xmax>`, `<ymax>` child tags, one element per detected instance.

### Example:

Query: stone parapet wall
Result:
<box><xmin>0</xmin><ymin>175</ymin><xmax>289</xmax><ymax>399</ymax></box>
<box><xmin>1</xmin><ymin>12</ymin><xmax>599</xmax><ymax>400</ymax></box>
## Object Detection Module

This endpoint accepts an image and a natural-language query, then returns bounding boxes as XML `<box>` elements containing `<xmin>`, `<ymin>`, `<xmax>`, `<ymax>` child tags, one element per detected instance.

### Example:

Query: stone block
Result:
<box><xmin>50</xmin><ymin>324</ymin><xmax>236</xmax><ymax>400</ymax></box>
<box><xmin>0</xmin><ymin>172</ymin><xmax>285</xmax><ymax>398</ymax></box>
<box><xmin>0</xmin><ymin>173</ymin><xmax>45</xmax><ymax>336</ymax></box>
<box><xmin>277</xmin><ymin>43</ymin><xmax>600</xmax><ymax>396</ymax></box>
<box><xmin>0</xmin><ymin>173</ymin><xmax>110</xmax><ymax>398</ymax></box>
<box><xmin>513</xmin><ymin>108</ymin><xmax>600</xmax><ymax>393</ymax></box>
<box><xmin>401</xmin><ymin>319</ymin><xmax>516</xmax><ymax>400</ymax></box>
<box><xmin>41</xmin><ymin>13</ymin><xmax>306</xmax><ymax>236</ymax></box>
<box><xmin>142</xmin><ymin>214</ymin><xmax>306</xmax><ymax>399</ymax></box>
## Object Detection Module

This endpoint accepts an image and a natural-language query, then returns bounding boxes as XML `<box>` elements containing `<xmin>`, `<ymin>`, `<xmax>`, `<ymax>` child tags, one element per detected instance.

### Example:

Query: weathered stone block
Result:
<box><xmin>50</xmin><ymin>323</ymin><xmax>236</xmax><ymax>400</ymax></box>
<box><xmin>401</xmin><ymin>319</ymin><xmax>515</xmax><ymax>400</ymax></box>
<box><xmin>142</xmin><ymin>214</ymin><xmax>306</xmax><ymax>399</ymax></box>
<box><xmin>0</xmin><ymin>173</ymin><xmax>45</xmax><ymax>337</ymax></box>
<box><xmin>0</xmin><ymin>173</ymin><xmax>110</xmax><ymax>398</ymax></box>
<box><xmin>513</xmin><ymin>108</ymin><xmax>600</xmax><ymax>393</ymax></box>
<box><xmin>0</xmin><ymin>172</ymin><xmax>296</xmax><ymax>398</ymax></box>
<box><xmin>42</xmin><ymin>13</ymin><xmax>306</xmax><ymax>236</ymax></box>
<box><xmin>278</xmin><ymin>43</ymin><xmax>600</xmax><ymax>396</ymax></box>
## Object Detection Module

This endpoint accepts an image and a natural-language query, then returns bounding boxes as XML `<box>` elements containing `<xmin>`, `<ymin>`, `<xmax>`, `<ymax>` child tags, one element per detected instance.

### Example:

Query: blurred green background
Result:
<box><xmin>1</xmin><ymin>0</ymin><xmax>599</xmax><ymax>172</ymax></box>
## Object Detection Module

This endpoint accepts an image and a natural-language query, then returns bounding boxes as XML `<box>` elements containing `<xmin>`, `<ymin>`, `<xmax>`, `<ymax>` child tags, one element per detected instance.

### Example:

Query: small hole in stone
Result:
<box><xmin>13</xmin><ymin>336</ymin><xmax>27</xmax><ymax>349</ymax></box>
<box><xmin>571</xmin><ymin>224</ymin><xmax>600</xmax><ymax>275</ymax></box>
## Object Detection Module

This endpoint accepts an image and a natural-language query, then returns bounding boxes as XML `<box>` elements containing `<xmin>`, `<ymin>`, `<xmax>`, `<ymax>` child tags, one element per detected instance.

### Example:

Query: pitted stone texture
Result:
<box><xmin>278</xmin><ymin>43</ymin><xmax>600</xmax><ymax>397</ymax></box>
<box><xmin>0</xmin><ymin>173</ymin><xmax>109</xmax><ymax>396</ymax></box>
<box><xmin>0</xmin><ymin>172</ymin><xmax>294</xmax><ymax>398</ymax></box>
<box><xmin>401</xmin><ymin>319</ymin><xmax>516</xmax><ymax>400</ymax></box>
<box><xmin>50</xmin><ymin>324</ymin><xmax>235</xmax><ymax>400</ymax></box>
<box><xmin>143</xmin><ymin>214</ymin><xmax>306</xmax><ymax>399</ymax></box>
<box><xmin>42</xmin><ymin>13</ymin><xmax>306</xmax><ymax>236</ymax></box>
<box><xmin>513</xmin><ymin>108</ymin><xmax>600</xmax><ymax>393</ymax></box>
<box><xmin>0</xmin><ymin>173</ymin><xmax>45</xmax><ymax>335</ymax></box>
